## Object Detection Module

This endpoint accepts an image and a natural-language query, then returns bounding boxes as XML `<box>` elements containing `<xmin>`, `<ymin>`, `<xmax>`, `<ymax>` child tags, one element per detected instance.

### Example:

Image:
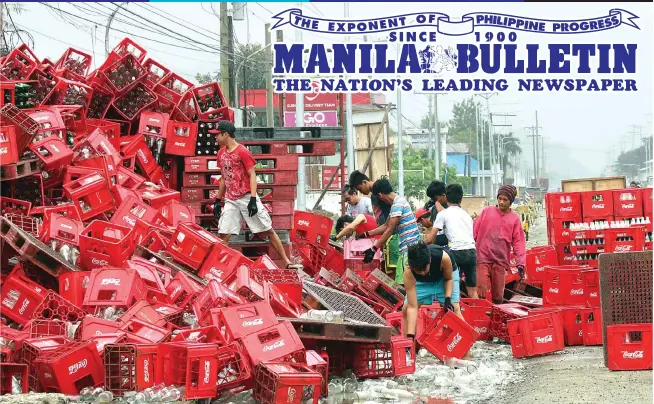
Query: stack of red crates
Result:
<box><xmin>546</xmin><ymin>188</ymin><xmax>652</xmax><ymax>267</ymax></box>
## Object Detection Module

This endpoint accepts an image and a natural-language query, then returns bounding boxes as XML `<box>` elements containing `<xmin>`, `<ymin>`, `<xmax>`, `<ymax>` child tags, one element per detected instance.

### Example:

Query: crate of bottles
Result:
<box><xmin>111</xmin><ymin>83</ymin><xmax>157</xmax><ymax>121</ymax></box>
<box><xmin>192</xmin><ymin>82</ymin><xmax>229</xmax><ymax>120</ymax></box>
<box><xmin>86</xmin><ymin>84</ymin><xmax>114</xmax><ymax>119</ymax></box>
<box><xmin>100</xmin><ymin>53</ymin><xmax>147</xmax><ymax>96</ymax></box>
<box><xmin>172</xmin><ymin>90</ymin><xmax>199</xmax><ymax>123</ymax></box>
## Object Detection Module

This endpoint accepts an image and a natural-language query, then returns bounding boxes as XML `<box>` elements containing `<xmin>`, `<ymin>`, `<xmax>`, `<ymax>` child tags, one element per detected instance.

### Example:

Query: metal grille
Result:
<box><xmin>302</xmin><ymin>281</ymin><xmax>386</xmax><ymax>325</ymax></box>
<box><xmin>599</xmin><ymin>251</ymin><xmax>653</xmax><ymax>366</ymax></box>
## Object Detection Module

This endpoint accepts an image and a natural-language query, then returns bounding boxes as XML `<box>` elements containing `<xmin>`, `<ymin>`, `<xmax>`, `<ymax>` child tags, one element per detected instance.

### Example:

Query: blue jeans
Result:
<box><xmin>405</xmin><ymin>269</ymin><xmax>461</xmax><ymax>305</ymax></box>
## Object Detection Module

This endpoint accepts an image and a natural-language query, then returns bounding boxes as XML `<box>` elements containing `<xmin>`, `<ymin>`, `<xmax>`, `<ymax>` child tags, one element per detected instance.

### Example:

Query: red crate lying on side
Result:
<box><xmin>507</xmin><ymin>312</ymin><xmax>565</xmax><ymax>358</ymax></box>
<box><xmin>63</xmin><ymin>173</ymin><xmax>115</xmax><ymax>221</ymax></box>
<box><xmin>0</xmin><ymin>270</ymin><xmax>48</xmax><ymax>325</ymax></box>
<box><xmin>489</xmin><ymin>304</ymin><xmax>530</xmax><ymax>342</ymax></box>
<box><xmin>607</xmin><ymin>323</ymin><xmax>653</xmax><ymax>371</ymax></box>
<box><xmin>192</xmin><ymin>280</ymin><xmax>245</xmax><ymax>326</ymax></box>
<box><xmin>83</xmin><ymin>267</ymin><xmax>146</xmax><ymax>309</ymax></box>
<box><xmin>0</xmin><ymin>363</ymin><xmax>28</xmax><ymax>394</ymax></box>
<box><xmin>216</xmin><ymin>342</ymin><xmax>253</xmax><ymax>394</ymax></box>
<box><xmin>306</xmin><ymin>350</ymin><xmax>328</xmax><ymax>397</ymax></box>
<box><xmin>582</xmin><ymin>269</ymin><xmax>600</xmax><ymax>308</ymax></box>
<box><xmin>166</xmin><ymin>222</ymin><xmax>221</xmax><ymax>270</ymax></box>
<box><xmin>344</xmin><ymin>238</ymin><xmax>382</xmax><ymax>272</ymax></box>
<box><xmin>212</xmin><ymin>300</ymin><xmax>279</xmax><ymax>343</ymax></box>
<box><xmin>542</xmin><ymin>265</ymin><xmax>586</xmax><ymax>306</ymax></box>
<box><xmin>198</xmin><ymin>241</ymin><xmax>253</xmax><ymax>281</ymax></box>
<box><xmin>103</xmin><ymin>343</ymin><xmax>158</xmax><ymax>397</ymax></box>
<box><xmin>156</xmin><ymin>342</ymin><xmax>219</xmax><ymax>400</ymax></box>
<box><xmin>418</xmin><ymin>310</ymin><xmax>478</xmax><ymax>361</ymax></box>
<box><xmin>353</xmin><ymin>335</ymin><xmax>415</xmax><ymax>379</ymax></box>
<box><xmin>35</xmin><ymin>340</ymin><xmax>105</xmax><ymax>395</ymax></box>
<box><xmin>582</xmin><ymin>307</ymin><xmax>603</xmax><ymax>346</ymax></box>
<box><xmin>525</xmin><ymin>246</ymin><xmax>558</xmax><ymax>284</ymax></box>
<box><xmin>253</xmin><ymin>362</ymin><xmax>322</xmax><ymax>404</ymax></box>
<box><xmin>79</xmin><ymin>220</ymin><xmax>136</xmax><ymax>270</ymax></box>
<box><xmin>241</xmin><ymin>322</ymin><xmax>305</xmax><ymax>366</ymax></box>
<box><xmin>460</xmin><ymin>298</ymin><xmax>493</xmax><ymax>340</ymax></box>
<box><xmin>291</xmin><ymin>211</ymin><xmax>333</xmax><ymax>248</ymax></box>
<box><xmin>165</xmin><ymin>271</ymin><xmax>202</xmax><ymax>309</ymax></box>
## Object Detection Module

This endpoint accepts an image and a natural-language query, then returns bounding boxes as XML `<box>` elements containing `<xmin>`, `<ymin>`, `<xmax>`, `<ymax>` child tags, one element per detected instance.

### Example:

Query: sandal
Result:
<box><xmin>285</xmin><ymin>263</ymin><xmax>303</xmax><ymax>270</ymax></box>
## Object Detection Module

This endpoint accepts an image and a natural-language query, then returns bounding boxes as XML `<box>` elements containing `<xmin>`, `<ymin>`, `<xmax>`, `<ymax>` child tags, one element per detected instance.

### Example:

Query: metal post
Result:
<box><xmin>480</xmin><ymin>109</ymin><xmax>486</xmax><ymax>197</ymax></box>
<box><xmin>220</xmin><ymin>2</ymin><xmax>231</xmax><ymax>106</ymax></box>
<box><xmin>345</xmin><ymin>3</ymin><xmax>355</xmax><ymax>175</ymax></box>
<box><xmin>535</xmin><ymin>111</ymin><xmax>540</xmax><ymax>180</ymax></box>
<box><xmin>434</xmin><ymin>94</ymin><xmax>441</xmax><ymax>180</ymax></box>
<box><xmin>396</xmin><ymin>46</ymin><xmax>404</xmax><ymax>195</ymax></box>
<box><xmin>475</xmin><ymin>104</ymin><xmax>481</xmax><ymax>195</ymax></box>
<box><xmin>488</xmin><ymin>113</ymin><xmax>494</xmax><ymax>191</ymax></box>
<box><xmin>428</xmin><ymin>95</ymin><xmax>433</xmax><ymax>156</ymax></box>
<box><xmin>295</xmin><ymin>4</ymin><xmax>306</xmax><ymax>210</ymax></box>
<box><xmin>265</xmin><ymin>24</ymin><xmax>274</xmax><ymax>126</ymax></box>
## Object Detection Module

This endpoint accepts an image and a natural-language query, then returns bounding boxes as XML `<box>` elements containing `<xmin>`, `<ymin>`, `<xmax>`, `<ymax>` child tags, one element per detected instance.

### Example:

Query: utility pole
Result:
<box><xmin>475</xmin><ymin>93</ymin><xmax>498</xmax><ymax>192</ymax></box>
<box><xmin>491</xmin><ymin>113</ymin><xmax>515</xmax><ymax>187</ymax></box>
<box><xmin>628</xmin><ymin>125</ymin><xmax>641</xmax><ymax>151</ymax></box>
<box><xmin>265</xmin><ymin>24</ymin><xmax>274</xmax><ymax>127</ymax></box>
<box><xmin>0</xmin><ymin>3</ymin><xmax>4</xmax><ymax>55</ymax></box>
<box><xmin>541</xmin><ymin>136</ymin><xmax>546</xmax><ymax>179</ymax></box>
<box><xmin>220</xmin><ymin>3</ymin><xmax>231</xmax><ymax>106</ymax></box>
<box><xmin>295</xmin><ymin>3</ymin><xmax>306</xmax><ymax>210</ymax></box>
<box><xmin>345</xmin><ymin>4</ymin><xmax>355</xmax><ymax>176</ymax></box>
<box><xmin>428</xmin><ymin>95</ymin><xmax>433</xmax><ymax>156</ymax></box>
<box><xmin>475</xmin><ymin>104</ymin><xmax>481</xmax><ymax>195</ymax></box>
<box><xmin>535</xmin><ymin>111</ymin><xmax>539</xmax><ymax>180</ymax></box>
<box><xmin>434</xmin><ymin>93</ymin><xmax>446</xmax><ymax>180</ymax></box>
<box><xmin>525</xmin><ymin>117</ymin><xmax>542</xmax><ymax>187</ymax></box>
<box><xmin>396</xmin><ymin>45</ymin><xmax>404</xmax><ymax>195</ymax></box>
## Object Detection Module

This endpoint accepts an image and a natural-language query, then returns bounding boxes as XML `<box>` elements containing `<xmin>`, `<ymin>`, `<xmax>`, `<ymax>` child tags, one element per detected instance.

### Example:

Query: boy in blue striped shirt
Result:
<box><xmin>360</xmin><ymin>178</ymin><xmax>421</xmax><ymax>285</ymax></box>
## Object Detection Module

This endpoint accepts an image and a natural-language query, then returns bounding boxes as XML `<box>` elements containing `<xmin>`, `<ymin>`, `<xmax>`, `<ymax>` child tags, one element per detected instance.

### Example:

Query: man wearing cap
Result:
<box><xmin>473</xmin><ymin>184</ymin><xmax>526</xmax><ymax>304</ymax></box>
<box><xmin>210</xmin><ymin>120</ymin><xmax>297</xmax><ymax>269</ymax></box>
<box><xmin>415</xmin><ymin>207</ymin><xmax>433</xmax><ymax>232</ymax></box>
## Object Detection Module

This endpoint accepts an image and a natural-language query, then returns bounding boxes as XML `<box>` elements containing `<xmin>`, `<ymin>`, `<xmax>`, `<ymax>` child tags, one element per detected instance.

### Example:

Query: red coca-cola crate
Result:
<box><xmin>157</xmin><ymin>342</ymin><xmax>219</xmax><ymax>399</ymax></box>
<box><xmin>643</xmin><ymin>188</ymin><xmax>653</xmax><ymax>215</ymax></box>
<box><xmin>157</xmin><ymin>200</ymin><xmax>195</xmax><ymax>228</ymax></box>
<box><xmin>198</xmin><ymin>242</ymin><xmax>253</xmax><ymax>281</ymax></box>
<box><xmin>525</xmin><ymin>246</ymin><xmax>558</xmax><ymax>284</ymax></box>
<box><xmin>0</xmin><ymin>324</ymin><xmax>28</xmax><ymax>362</ymax></box>
<box><xmin>139</xmin><ymin>228</ymin><xmax>169</xmax><ymax>253</ymax></box>
<box><xmin>192</xmin><ymin>280</ymin><xmax>245</xmax><ymax>326</ymax></box>
<box><xmin>529</xmin><ymin>306</ymin><xmax>583</xmax><ymax>347</ymax></box>
<box><xmin>103</xmin><ymin>343</ymin><xmax>158</xmax><ymax>396</ymax></box>
<box><xmin>151</xmin><ymin>92</ymin><xmax>176</xmax><ymax>114</ymax></box>
<box><xmin>74</xmin><ymin>317</ymin><xmax>120</xmax><ymax>341</ymax></box>
<box><xmin>0</xmin><ymin>363</ymin><xmax>28</xmax><ymax>394</ymax></box>
<box><xmin>75</xmin><ymin>154</ymin><xmax>118</xmax><ymax>187</ymax></box>
<box><xmin>581</xmin><ymin>190</ymin><xmax>614</xmax><ymax>218</ymax></box>
<box><xmin>418</xmin><ymin>310</ymin><xmax>479</xmax><ymax>361</ymax></box>
<box><xmin>343</xmin><ymin>238</ymin><xmax>382</xmax><ymax>272</ymax></box>
<box><xmin>581</xmin><ymin>269</ymin><xmax>600</xmax><ymax>308</ymax></box>
<box><xmin>26</xmin><ymin>108</ymin><xmax>66</xmax><ymax>138</ymax></box>
<box><xmin>137</xmin><ymin>111</ymin><xmax>169</xmax><ymax>137</ymax></box>
<box><xmin>74</xmin><ymin>127</ymin><xmax>121</xmax><ymax>165</ymax></box>
<box><xmin>100</xmin><ymin>53</ymin><xmax>146</xmax><ymax>95</ymax></box>
<box><xmin>613</xmin><ymin>189</ymin><xmax>643</xmax><ymax>217</ymax></box>
<box><xmin>547</xmin><ymin>192</ymin><xmax>582</xmax><ymax>220</ymax></box>
<box><xmin>39</xmin><ymin>212</ymin><xmax>83</xmax><ymax>247</ymax></box>
<box><xmin>55</xmin><ymin>47</ymin><xmax>92</xmax><ymax>78</ymax></box>
<box><xmin>305</xmin><ymin>350</ymin><xmax>328</xmax><ymax>397</ymax></box>
<box><xmin>542</xmin><ymin>265</ymin><xmax>586</xmax><ymax>306</ymax></box>
<box><xmin>120</xmin><ymin>319</ymin><xmax>171</xmax><ymax>343</ymax></box>
<box><xmin>0</xmin><ymin>197</ymin><xmax>31</xmax><ymax>216</ymax></box>
<box><xmin>385</xmin><ymin>310</ymin><xmax>425</xmax><ymax>339</ymax></box>
<box><xmin>291</xmin><ymin>211</ymin><xmax>333</xmax><ymax>248</ymax></box>
<box><xmin>460</xmin><ymin>298</ymin><xmax>493</xmax><ymax>340</ymax></box>
<box><xmin>362</xmin><ymin>270</ymin><xmax>403</xmax><ymax>311</ymax></box>
<box><xmin>29</xmin><ymin>136</ymin><xmax>73</xmax><ymax>171</ymax></box>
<box><xmin>353</xmin><ymin>335</ymin><xmax>415</xmax><ymax>379</ymax></box>
<box><xmin>20</xmin><ymin>336</ymin><xmax>70</xmax><ymax>391</ymax></box>
<box><xmin>157</xmin><ymin>72</ymin><xmax>194</xmax><ymax>102</ymax></box>
<box><xmin>213</xmin><ymin>301</ymin><xmax>279</xmax><ymax>343</ymax></box>
<box><xmin>79</xmin><ymin>220</ymin><xmax>136</xmax><ymax>269</ymax></box>
<box><xmin>166</xmin><ymin>222</ymin><xmax>221</xmax><ymax>270</ymax></box>
<box><xmin>110</xmin><ymin>38</ymin><xmax>147</xmax><ymax>63</ymax></box>
<box><xmin>83</xmin><ymin>267</ymin><xmax>146</xmax><ymax>309</ymax></box>
<box><xmin>171</xmin><ymin>326</ymin><xmax>223</xmax><ymax>344</ymax></box>
<box><xmin>507</xmin><ymin>312</ymin><xmax>565</xmax><ymax>358</ymax></box>
<box><xmin>0</xmin><ymin>125</ymin><xmax>19</xmax><ymax>166</ymax></box>
<box><xmin>120</xmin><ymin>135</ymin><xmax>158</xmax><ymax>175</ymax></box>
<box><xmin>0</xmin><ymin>270</ymin><xmax>48</xmax><ymax>325</ymax></box>
<box><xmin>172</xmin><ymin>90</ymin><xmax>199</xmax><ymax>122</ymax></box>
<box><xmin>604</xmin><ymin>227</ymin><xmax>646</xmax><ymax>253</ymax></box>
<box><xmin>112</xmin><ymin>83</ymin><xmax>157</xmax><ymax>121</ymax></box>
<box><xmin>165</xmin><ymin>271</ymin><xmax>202</xmax><ymax>309</ymax></box>
<box><xmin>253</xmin><ymin>362</ymin><xmax>322</xmax><ymax>404</ymax></box>
<box><xmin>15</xmin><ymin>44</ymin><xmax>40</xmax><ymax>65</ymax></box>
<box><xmin>264</xmin><ymin>281</ymin><xmax>302</xmax><ymax>318</ymax></box>
<box><xmin>547</xmin><ymin>218</ymin><xmax>575</xmax><ymax>245</ymax></box>
<box><xmin>23</xmin><ymin>319</ymin><xmax>68</xmax><ymax>338</ymax></box>
<box><xmin>193</xmin><ymin>82</ymin><xmax>229</xmax><ymax>119</ymax></box>
<box><xmin>63</xmin><ymin>173</ymin><xmax>115</xmax><ymax>221</ymax></box>
<box><xmin>110</xmin><ymin>195</ymin><xmax>162</xmax><ymax>230</ymax></box>
<box><xmin>1</xmin><ymin>49</ymin><xmax>38</xmax><ymax>80</ymax></box>
<box><xmin>607</xmin><ymin>323</ymin><xmax>653</xmax><ymax>371</ymax></box>
<box><xmin>581</xmin><ymin>307</ymin><xmax>602</xmax><ymax>346</ymax></box>
<box><xmin>228</xmin><ymin>267</ymin><xmax>266</xmax><ymax>302</ymax></box>
<box><xmin>215</xmin><ymin>342</ymin><xmax>253</xmax><ymax>393</ymax></box>
<box><xmin>34</xmin><ymin>340</ymin><xmax>104</xmax><ymax>395</ymax></box>
<box><xmin>117</xmin><ymin>300</ymin><xmax>166</xmax><ymax>327</ymax></box>
<box><xmin>142</xmin><ymin>58</ymin><xmax>170</xmax><ymax>87</ymax></box>
<box><xmin>126</xmin><ymin>262</ymin><xmax>168</xmax><ymax>303</ymax></box>
<box><xmin>165</xmin><ymin>120</ymin><xmax>197</xmax><ymax>156</ymax></box>
<box><xmin>58</xmin><ymin>271</ymin><xmax>91</xmax><ymax>309</ymax></box>
<box><xmin>84</xmin><ymin>94</ymin><xmax>114</xmax><ymax>126</ymax></box>
<box><xmin>489</xmin><ymin>304</ymin><xmax>530</xmax><ymax>342</ymax></box>
<box><xmin>137</xmin><ymin>184</ymin><xmax>180</xmax><ymax>209</ymax></box>
<box><xmin>47</xmin><ymin>78</ymin><xmax>93</xmax><ymax>113</ymax></box>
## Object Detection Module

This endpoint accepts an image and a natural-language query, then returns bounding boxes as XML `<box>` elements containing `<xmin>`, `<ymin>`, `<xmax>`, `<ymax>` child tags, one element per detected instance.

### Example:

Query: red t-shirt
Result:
<box><xmin>216</xmin><ymin>144</ymin><xmax>256</xmax><ymax>200</ymax></box>
<box><xmin>355</xmin><ymin>214</ymin><xmax>380</xmax><ymax>238</ymax></box>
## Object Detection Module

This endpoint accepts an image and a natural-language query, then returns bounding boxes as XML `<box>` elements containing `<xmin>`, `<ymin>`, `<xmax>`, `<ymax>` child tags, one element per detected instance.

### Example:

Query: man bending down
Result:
<box><xmin>403</xmin><ymin>241</ymin><xmax>472</xmax><ymax>359</ymax></box>
<box><xmin>210</xmin><ymin>120</ymin><xmax>296</xmax><ymax>269</ymax></box>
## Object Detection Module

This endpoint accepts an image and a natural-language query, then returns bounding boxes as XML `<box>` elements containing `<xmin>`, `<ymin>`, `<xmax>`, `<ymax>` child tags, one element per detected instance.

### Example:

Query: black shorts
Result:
<box><xmin>449</xmin><ymin>249</ymin><xmax>477</xmax><ymax>287</ymax></box>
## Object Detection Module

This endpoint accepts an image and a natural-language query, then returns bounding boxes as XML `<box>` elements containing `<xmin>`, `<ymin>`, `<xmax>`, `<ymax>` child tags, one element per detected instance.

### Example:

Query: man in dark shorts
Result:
<box><xmin>210</xmin><ymin>120</ymin><xmax>297</xmax><ymax>269</ymax></box>
<box><xmin>426</xmin><ymin>184</ymin><xmax>479</xmax><ymax>299</ymax></box>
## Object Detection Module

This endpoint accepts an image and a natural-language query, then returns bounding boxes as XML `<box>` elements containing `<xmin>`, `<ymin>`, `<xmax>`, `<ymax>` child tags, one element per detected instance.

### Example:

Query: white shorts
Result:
<box><xmin>218</xmin><ymin>194</ymin><xmax>272</xmax><ymax>235</ymax></box>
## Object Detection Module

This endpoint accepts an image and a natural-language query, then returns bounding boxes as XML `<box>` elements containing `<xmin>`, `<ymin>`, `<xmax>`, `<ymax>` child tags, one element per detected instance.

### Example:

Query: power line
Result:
<box><xmin>137</xmin><ymin>3</ymin><xmax>219</xmax><ymax>38</ymax></box>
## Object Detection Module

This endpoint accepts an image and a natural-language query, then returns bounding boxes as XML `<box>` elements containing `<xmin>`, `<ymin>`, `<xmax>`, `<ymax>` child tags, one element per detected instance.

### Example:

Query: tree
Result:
<box><xmin>497</xmin><ymin>133</ymin><xmax>522</xmax><ymax>184</ymax></box>
<box><xmin>447</xmin><ymin>96</ymin><xmax>491</xmax><ymax>169</ymax></box>
<box><xmin>195</xmin><ymin>72</ymin><xmax>216</xmax><ymax>85</ymax></box>
<box><xmin>391</xmin><ymin>147</ymin><xmax>472</xmax><ymax>202</ymax></box>
<box><xmin>615</xmin><ymin>139</ymin><xmax>651</xmax><ymax>180</ymax></box>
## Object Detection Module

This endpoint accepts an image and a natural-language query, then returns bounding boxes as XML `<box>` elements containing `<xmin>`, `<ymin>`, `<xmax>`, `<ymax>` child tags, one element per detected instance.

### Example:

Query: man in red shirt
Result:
<box><xmin>210</xmin><ymin>121</ymin><xmax>295</xmax><ymax>268</ymax></box>
<box><xmin>473</xmin><ymin>184</ymin><xmax>526</xmax><ymax>303</ymax></box>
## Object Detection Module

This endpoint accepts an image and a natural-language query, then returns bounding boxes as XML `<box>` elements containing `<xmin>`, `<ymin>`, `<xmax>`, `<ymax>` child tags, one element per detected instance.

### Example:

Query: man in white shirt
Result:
<box><xmin>343</xmin><ymin>187</ymin><xmax>373</xmax><ymax>216</ymax></box>
<box><xmin>426</xmin><ymin>184</ymin><xmax>479</xmax><ymax>299</ymax></box>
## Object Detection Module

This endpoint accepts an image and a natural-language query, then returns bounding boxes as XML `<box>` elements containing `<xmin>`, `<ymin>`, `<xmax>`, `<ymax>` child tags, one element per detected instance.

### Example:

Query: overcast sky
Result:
<box><xmin>10</xmin><ymin>2</ymin><xmax>652</xmax><ymax>179</ymax></box>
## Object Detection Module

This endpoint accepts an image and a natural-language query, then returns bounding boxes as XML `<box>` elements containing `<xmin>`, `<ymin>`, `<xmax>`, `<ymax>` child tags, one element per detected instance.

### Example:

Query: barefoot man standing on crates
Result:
<box><xmin>210</xmin><ymin>120</ymin><xmax>298</xmax><ymax>269</ymax></box>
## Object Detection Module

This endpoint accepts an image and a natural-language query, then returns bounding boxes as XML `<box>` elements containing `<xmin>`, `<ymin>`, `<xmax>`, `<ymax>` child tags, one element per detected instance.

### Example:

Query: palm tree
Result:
<box><xmin>498</xmin><ymin>133</ymin><xmax>522</xmax><ymax>184</ymax></box>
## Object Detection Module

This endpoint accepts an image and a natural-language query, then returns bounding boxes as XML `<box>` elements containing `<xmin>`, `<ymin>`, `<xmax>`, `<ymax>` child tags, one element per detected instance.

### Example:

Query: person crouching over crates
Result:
<box><xmin>210</xmin><ymin>120</ymin><xmax>298</xmax><ymax>269</ymax></box>
<box><xmin>403</xmin><ymin>241</ymin><xmax>472</xmax><ymax>359</ymax></box>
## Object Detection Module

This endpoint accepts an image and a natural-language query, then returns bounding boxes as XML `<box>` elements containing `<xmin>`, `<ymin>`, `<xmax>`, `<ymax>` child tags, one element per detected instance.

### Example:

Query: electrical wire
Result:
<box><xmin>6</xmin><ymin>8</ymin><xmax>26</xmax><ymax>45</ymax></box>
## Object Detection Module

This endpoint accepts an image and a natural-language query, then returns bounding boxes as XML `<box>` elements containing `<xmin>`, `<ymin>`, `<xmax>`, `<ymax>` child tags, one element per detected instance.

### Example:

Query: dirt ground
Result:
<box><xmin>489</xmin><ymin>211</ymin><xmax>653</xmax><ymax>404</ymax></box>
